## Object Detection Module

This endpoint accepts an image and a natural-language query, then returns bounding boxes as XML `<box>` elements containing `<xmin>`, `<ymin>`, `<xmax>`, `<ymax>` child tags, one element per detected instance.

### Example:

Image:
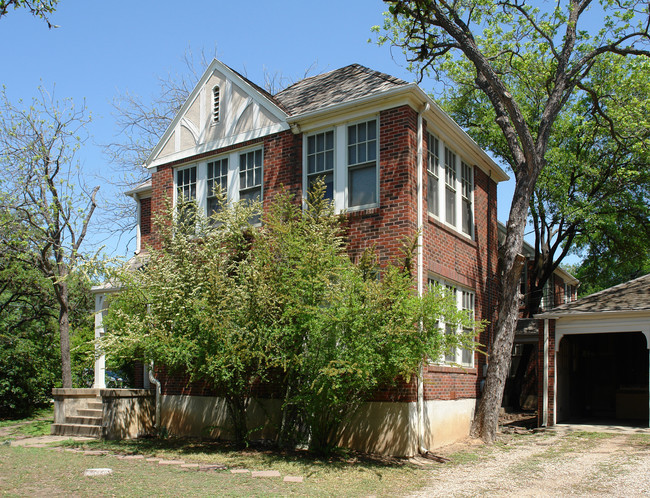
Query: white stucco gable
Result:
<box><xmin>145</xmin><ymin>59</ymin><xmax>289</xmax><ymax>169</ymax></box>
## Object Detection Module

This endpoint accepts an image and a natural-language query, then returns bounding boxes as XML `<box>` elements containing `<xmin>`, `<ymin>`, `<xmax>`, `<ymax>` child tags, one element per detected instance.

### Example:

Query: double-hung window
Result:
<box><xmin>444</xmin><ymin>147</ymin><xmax>457</xmax><ymax>226</ymax></box>
<box><xmin>307</xmin><ymin>130</ymin><xmax>334</xmax><ymax>200</ymax></box>
<box><xmin>347</xmin><ymin>119</ymin><xmax>378</xmax><ymax>208</ymax></box>
<box><xmin>461</xmin><ymin>161</ymin><xmax>473</xmax><ymax>235</ymax></box>
<box><xmin>239</xmin><ymin>149</ymin><xmax>263</xmax><ymax>224</ymax></box>
<box><xmin>176</xmin><ymin>166</ymin><xmax>197</xmax><ymax>225</ymax></box>
<box><xmin>207</xmin><ymin>158</ymin><xmax>228</xmax><ymax>215</ymax></box>
<box><xmin>427</xmin><ymin>130</ymin><xmax>474</xmax><ymax>238</ymax></box>
<box><xmin>429</xmin><ymin>277</ymin><xmax>475</xmax><ymax>367</ymax></box>
<box><xmin>427</xmin><ymin>133</ymin><xmax>440</xmax><ymax>217</ymax></box>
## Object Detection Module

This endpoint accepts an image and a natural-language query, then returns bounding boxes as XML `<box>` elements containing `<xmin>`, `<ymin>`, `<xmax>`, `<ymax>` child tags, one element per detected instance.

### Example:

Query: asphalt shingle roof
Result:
<box><xmin>274</xmin><ymin>64</ymin><xmax>409</xmax><ymax>116</ymax></box>
<box><xmin>543</xmin><ymin>273</ymin><xmax>650</xmax><ymax>314</ymax></box>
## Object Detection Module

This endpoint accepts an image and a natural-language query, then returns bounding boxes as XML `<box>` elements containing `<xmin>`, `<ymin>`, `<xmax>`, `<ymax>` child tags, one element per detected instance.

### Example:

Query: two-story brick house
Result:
<box><xmin>119</xmin><ymin>59</ymin><xmax>509</xmax><ymax>455</ymax></box>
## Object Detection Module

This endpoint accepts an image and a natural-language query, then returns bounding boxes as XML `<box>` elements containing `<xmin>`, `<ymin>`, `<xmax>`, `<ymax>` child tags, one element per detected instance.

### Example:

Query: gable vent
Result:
<box><xmin>212</xmin><ymin>85</ymin><xmax>220</xmax><ymax>123</ymax></box>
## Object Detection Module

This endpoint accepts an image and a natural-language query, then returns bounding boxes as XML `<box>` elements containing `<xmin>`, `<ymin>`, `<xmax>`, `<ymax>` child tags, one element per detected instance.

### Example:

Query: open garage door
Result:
<box><xmin>556</xmin><ymin>332</ymin><xmax>649</xmax><ymax>424</ymax></box>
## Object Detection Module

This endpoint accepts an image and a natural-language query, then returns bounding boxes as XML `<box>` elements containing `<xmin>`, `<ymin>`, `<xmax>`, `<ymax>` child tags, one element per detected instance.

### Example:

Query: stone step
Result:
<box><xmin>51</xmin><ymin>423</ymin><xmax>101</xmax><ymax>438</ymax></box>
<box><xmin>77</xmin><ymin>409</ymin><xmax>102</xmax><ymax>418</ymax></box>
<box><xmin>66</xmin><ymin>416</ymin><xmax>103</xmax><ymax>426</ymax></box>
<box><xmin>86</xmin><ymin>401</ymin><xmax>103</xmax><ymax>410</ymax></box>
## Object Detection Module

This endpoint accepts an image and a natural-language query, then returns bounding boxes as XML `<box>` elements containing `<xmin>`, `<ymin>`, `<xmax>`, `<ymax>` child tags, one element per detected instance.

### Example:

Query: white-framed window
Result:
<box><xmin>429</xmin><ymin>277</ymin><xmax>475</xmax><ymax>367</ymax></box>
<box><xmin>347</xmin><ymin>119</ymin><xmax>378</xmax><ymax>209</ymax></box>
<box><xmin>212</xmin><ymin>85</ymin><xmax>220</xmax><ymax>123</ymax></box>
<box><xmin>306</xmin><ymin>129</ymin><xmax>334</xmax><ymax>200</ymax></box>
<box><xmin>461</xmin><ymin>161</ymin><xmax>473</xmax><ymax>235</ymax></box>
<box><xmin>302</xmin><ymin>117</ymin><xmax>380</xmax><ymax>212</ymax></box>
<box><xmin>176</xmin><ymin>165</ymin><xmax>197</xmax><ymax>202</ymax></box>
<box><xmin>172</xmin><ymin>147</ymin><xmax>263</xmax><ymax>223</ymax></box>
<box><xmin>207</xmin><ymin>158</ymin><xmax>228</xmax><ymax>215</ymax></box>
<box><xmin>444</xmin><ymin>147</ymin><xmax>457</xmax><ymax>226</ymax></box>
<box><xmin>426</xmin><ymin>130</ymin><xmax>474</xmax><ymax>238</ymax></box>
<box><xmin>427</xmin><ymin>132</ymin><xmax>439</xmax><ymax>217</ymax></box>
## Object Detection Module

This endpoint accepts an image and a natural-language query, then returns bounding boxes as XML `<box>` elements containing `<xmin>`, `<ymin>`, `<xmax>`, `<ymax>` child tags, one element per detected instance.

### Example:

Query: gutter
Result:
<box><xmin>416</xmin><ymin>105</ymin><xmax>429</xmax><ymax>456</ymax></box>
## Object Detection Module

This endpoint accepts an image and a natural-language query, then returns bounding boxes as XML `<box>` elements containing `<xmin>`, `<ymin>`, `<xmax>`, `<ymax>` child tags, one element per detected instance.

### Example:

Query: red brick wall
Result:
<box><xmin>140</xmin><ymin>197</ymin><xmax>151</xmax><ymax>237</ymax></box>
<box><xmin>145</xmin><ymin>104</ymin><xmax>500</xmax><ymax>404</ymax></box>
<box><xmin>420</xmin><ymin>123</ymin><xmax>499</xmax><ymax>401</ymax></box>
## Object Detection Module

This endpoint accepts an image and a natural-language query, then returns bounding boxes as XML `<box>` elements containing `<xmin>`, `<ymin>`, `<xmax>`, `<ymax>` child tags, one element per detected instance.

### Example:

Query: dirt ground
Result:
<box><xmin>411</xmin><ymin>428</ymin><xmax>650</xmax><ymax>497</ymax></box>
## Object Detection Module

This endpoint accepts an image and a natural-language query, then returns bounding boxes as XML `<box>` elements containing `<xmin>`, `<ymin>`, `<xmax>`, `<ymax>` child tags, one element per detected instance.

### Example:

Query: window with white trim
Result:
<box><xmin>239</xmin><ymin>149</ymin><xmax>263</xmax><ymax>224</ymax></box>
<box><xmin>461</xmin><ymin>161</ymin><xmax>473</xmax><ymax>235</ymax></box>
<box><xmin>347</xmin><ymin>119</ymin><xmax>378</xmax><ymax>208</ymax></box>
<box><xmin>212</xmin><ymin>85</ymin><xmax>220</xmax><ymax>123</ymax></box>
<box><xmin>207</xmin><ymin>158</ymin><xmax>228</xmax><ymax>215</ymax></box>
<box><xmin>426</xmin><ymin>130</ymin><xmax>474</xmax><ymax>238</ymax></box>
<box><xmin>444</xmin><ymin>147</ymin><xmax>457</xmax><ymax>226</ymax></box>
<box><xmin>427</xmin><ymin>133</ymin><xmax>439</xmax><ymax>217</ymax></box>
<box><xmin>172</xmin><ymin>147</ymin><xmax>263</xmax><ymax>224</ymax></box>
<box><xmin>307</xmin><ymin>130</ymin><xmax>334</xmax><ymax>200</ymax></box>
<box><xmin>429</xmin><ymin>277</ymin><xmax>475</xmax><ymax>367</ymax></box>
<box><xmin>176</xmin><ymin>165</ymin><xmax>198</xmax><ymax>226</ymax></box>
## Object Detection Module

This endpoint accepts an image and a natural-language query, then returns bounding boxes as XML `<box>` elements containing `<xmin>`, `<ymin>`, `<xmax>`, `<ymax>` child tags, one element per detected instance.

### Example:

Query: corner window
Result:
<box><xmin>347</xmin><ymin>119</ymin><xmax>377</xmax><ymax>208</ymax></box>
<box><xmin>307</xmin><ymin>130</ymin><xmax>334</xmax><ymax>200</ymax></box>
<box><xmin>176</xmin><ymin>165</ymin><xmax>197</xmax><ymax>226</ymax></box>
<box><xmin>427</xmin><ymin>133</ymin><xmax>439</xmax><ymax>217</ymax></box>
<box><xmin>207</xmin><ymin>158</ymin><xmax>228</xmax><ymax>215</ymax></box>
<box><xmin>212</xmin><ymin>86</ymin><xmax>220</xmax><ymax>123</ymax></box>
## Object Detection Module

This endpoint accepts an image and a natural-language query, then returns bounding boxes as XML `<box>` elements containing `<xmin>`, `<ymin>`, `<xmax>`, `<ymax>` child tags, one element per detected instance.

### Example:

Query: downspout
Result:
<box><xmin>148</xmin><ymin>361</ymin><xmax>161</xmax><ymax>432</ymax></box>
<box><xmin>542</xmin><ymin>319</ymin><xmax>549</xmax><ymax>426</ymax></box>
<box><xmin>484</xmin><ymin>171</ymin><xmax>493</xmax><ymax>384</ymax></box>
<box><xmin>416</xmin><ymin>105</ymin><xmax>429</xmax><ymax>455</ymax></box>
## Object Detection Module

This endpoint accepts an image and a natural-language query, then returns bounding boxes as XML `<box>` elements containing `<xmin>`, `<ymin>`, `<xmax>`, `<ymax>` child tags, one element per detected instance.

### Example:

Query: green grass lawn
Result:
<box><xmin>0</xmin><ymin>412</ymin><xmax>434</xmax><ymax>497</ymax></box>
<box><xmin>0</xmin><ymin>406</ymin><xmax>53</xmax><ymax>442</ymax></box>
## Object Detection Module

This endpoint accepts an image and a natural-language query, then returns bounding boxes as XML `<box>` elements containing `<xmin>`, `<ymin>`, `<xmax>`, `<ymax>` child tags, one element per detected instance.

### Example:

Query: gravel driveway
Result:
<box><xmin>410</xmin><ymin>429</ymin><xmax>650</xmax><ymax>496</ymax></box>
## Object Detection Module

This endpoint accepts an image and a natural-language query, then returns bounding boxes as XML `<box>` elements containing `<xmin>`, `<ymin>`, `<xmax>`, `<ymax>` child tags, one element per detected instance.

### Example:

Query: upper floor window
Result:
<box><xmin>347</xmin><ymin>119</ymin><xmax>377</xmax><ymax>208</ymax></box>
<box><xmin>461</xmin><ymin>161</ymin><xmax>473</xmax><ymax>235</ymax></box>
<box><xmin>212</xmin><ymin>85</ymin><xmax>220</xmax><ymax>123</ymax></box>
<box><xmin>207</xmin><ymin>158</ymin><xmax>228</xmax><ymax>215</ymax></box>
<box><xmin>444</xmin><ymin>147</ymin><xmax>457</xmax><ymax>226</ymax></box>
<box><xmin>176</xmin><ymin>166</ymin><xmax>197</xmax><ymax>202</ymax></box>
<box><xmin>427</xmin><ymin>131</ymin><xmax>475</xmax><ymax>238</ymax></box>
<box><xmin>172</xmin><ymin>147</ymin><xmax>263</xmax><ymax>224</ymax></box>
<box><xmin>427</xmin><ymin>133</ymin><xmax>439</xmax><ymax>217</ymax></box>
<box><xmin>307</xmin><ymin>130</ymin><xmax>334</xmax><ymax>200</ymax></box>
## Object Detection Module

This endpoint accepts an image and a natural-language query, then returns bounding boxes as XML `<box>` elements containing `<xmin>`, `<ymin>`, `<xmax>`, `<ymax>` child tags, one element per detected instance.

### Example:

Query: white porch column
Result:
<box><xmin>93</xmin><ymin>293</ymin><xmax>107</xmax><ymax>389</ymax></box>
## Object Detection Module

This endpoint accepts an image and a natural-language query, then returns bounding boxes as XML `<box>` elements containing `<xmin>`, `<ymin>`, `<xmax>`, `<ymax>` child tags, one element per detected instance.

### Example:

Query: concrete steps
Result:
<box><xmin>51</xmin><ymin>396</ymin><xmax>103</xmax><ymax>438</ymax></box>
<box><xmin>51</xmin><ymin>423</ymin><xmax>102</xmax><ymax>437</ymax></box>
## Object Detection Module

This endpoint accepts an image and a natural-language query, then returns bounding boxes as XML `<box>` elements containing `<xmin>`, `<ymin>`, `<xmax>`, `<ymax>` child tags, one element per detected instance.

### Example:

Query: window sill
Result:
<box><xmin>427</xmin><ymin>214</ymin><xmax>476</xmax><ymax>247</ymax></box>
<box><xmin>344</xmin><ymin>205</ymin><xmax>380</xmax><ymax>217</ymax></box>
<box><xmin>426</xmin><ymin>364</ymin><xmax>477</xmax><ymax>375</ymax></box>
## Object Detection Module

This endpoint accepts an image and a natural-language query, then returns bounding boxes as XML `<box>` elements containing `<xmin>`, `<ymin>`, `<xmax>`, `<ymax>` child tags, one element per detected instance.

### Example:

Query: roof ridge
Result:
<box><xmin>578</xmin><ymin>272</ymin><xmax>650</xmax><ymax>302</ymax></box>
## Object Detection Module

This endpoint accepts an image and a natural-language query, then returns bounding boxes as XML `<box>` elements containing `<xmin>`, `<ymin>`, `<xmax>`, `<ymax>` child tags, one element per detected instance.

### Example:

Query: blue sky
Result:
<box><xmin>1</xmin><ymin>0</ymin><xmax>523</xmax><ymax>257</ymax></box>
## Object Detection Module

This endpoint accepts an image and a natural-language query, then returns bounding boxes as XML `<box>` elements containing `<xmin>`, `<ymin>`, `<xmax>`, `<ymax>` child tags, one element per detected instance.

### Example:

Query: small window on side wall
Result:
<box><xmin>212</xmin><ymin>86</ymin><xmax>220</xmax><ymax>123</ymax></box>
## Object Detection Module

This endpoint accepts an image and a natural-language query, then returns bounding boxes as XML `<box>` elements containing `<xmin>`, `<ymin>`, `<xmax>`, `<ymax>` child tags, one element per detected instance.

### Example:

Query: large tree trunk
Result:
<box><xmin>57</xmin><ymin>281</ymin><xmax>73</xmax><ymax>388</ymax></box>
<box><xmin>471</xmin><ymin>183</ymin><xmax>530</xmax><ymax>442</ymax></box>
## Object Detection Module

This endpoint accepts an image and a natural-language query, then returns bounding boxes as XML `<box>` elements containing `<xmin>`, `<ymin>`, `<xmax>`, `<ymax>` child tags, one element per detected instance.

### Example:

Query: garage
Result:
<box><xmin>536</xmin><ymin>273</ymin><xmax>650</xmax><ymax>428</ymax></box>
<box><xmin>556</xmin><ymin>331</ymin><xmax>648</xmax><ymax>423</ymax></box>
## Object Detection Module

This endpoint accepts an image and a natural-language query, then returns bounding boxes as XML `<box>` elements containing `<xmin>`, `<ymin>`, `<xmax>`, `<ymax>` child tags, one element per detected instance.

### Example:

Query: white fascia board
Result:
<box><xmin>147</xmin><ymin>122</ymin><xmax>289</xmax><ymax>170</ymax></box>
<box><xmin>144</xmin><ymin>59</ymin><xmax>289</xmax><ymax>169</ymax></box>
<box><xmin>534</xmin><ymin>309</ymin><xmax>650</xmax><ymax>320</ymax></box>
<box><xmin>416</xmin><ymin>87</ymin><xmax>509</xmax><ymax>183</ymax></box>
<box><xmin>287</xmin><ymin>84</ymin><xmax>509</xmax><ymax>183</ymax></box>
<box><xmin>553</xmin><ymin>265</ymin><xmax>579</xmax><ymax>285</ymax></box>
<box><xmin>124</xmin><ymin>180</ymin><xmax>153</xmax><ymax>198</ymax></box>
